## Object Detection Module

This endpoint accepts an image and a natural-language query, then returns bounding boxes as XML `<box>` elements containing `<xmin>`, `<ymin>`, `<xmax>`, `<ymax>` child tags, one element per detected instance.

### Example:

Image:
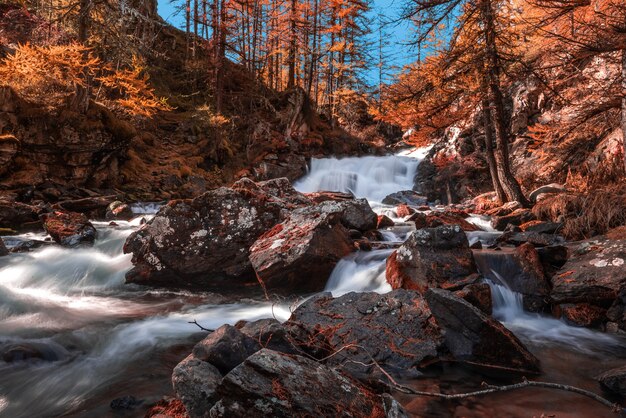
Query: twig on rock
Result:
<box><xmin>189</xmin><ymin>320</ymin><xmax>214</xmax><ymax>332</ymax></box>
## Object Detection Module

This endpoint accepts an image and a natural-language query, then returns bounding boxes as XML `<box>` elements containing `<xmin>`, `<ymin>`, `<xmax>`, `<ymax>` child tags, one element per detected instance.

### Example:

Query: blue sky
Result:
<box><xmin>156</xmin><ymin>0</ymin><xmax>415</xmax><ymax>86</ymax></box>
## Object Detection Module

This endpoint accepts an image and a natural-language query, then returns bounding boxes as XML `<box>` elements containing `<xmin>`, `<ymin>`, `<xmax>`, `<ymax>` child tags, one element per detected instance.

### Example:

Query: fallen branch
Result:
<box><xmin>389</xmin><ymin>377</ymin><xmax>625</xmax><ymax>414</ymax></box>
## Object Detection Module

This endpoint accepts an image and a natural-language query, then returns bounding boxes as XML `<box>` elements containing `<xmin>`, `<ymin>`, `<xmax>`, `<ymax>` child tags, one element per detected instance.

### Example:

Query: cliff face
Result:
<box><xmin>416</xmin><ymin>52</ymin><xmax>623</xmax><ymax>204</ymax></box>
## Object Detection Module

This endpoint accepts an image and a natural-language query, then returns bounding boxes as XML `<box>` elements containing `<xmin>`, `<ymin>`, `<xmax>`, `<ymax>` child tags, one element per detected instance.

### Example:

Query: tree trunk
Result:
<box><xmin>287</xmin><ymin>0</ymin><xmax>297</xmax><ymax>89</ymax></box>
<box><xmin>622</xmin><ymin>49</ymin><xmax>626</xmax><ymax>174</ymax></box>
<box><xmin>481</xmin><ymin>81</ymin><xmax>507</xmax><ymax>204</ymax></box>
<box><xmin>481</xmin><ymin>0</ymin><xmax>530</xmax><ymax>207</ymax></box>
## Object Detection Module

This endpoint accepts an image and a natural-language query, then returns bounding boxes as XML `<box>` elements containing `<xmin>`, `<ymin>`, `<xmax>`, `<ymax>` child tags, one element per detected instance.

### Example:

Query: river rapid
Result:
<box><xmin>1</xmin><ymin>150</ymin><xmax>625</xmax><ymax>417</ymax></box>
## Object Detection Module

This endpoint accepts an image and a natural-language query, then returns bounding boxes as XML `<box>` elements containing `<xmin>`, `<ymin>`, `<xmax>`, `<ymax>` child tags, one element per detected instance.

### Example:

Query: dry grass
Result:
<box><xmin>533</xmin><ymin>185</ymin><xmax>626</xmax><ymax>240</ymax></box>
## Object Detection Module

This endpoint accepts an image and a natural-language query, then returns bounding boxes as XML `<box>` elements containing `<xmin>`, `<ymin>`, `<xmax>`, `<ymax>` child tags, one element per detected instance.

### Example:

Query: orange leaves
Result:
<box><xmin>0</xmin><ymin>43</ymin><xmax>170</xmax><ymax>118</ymax></box>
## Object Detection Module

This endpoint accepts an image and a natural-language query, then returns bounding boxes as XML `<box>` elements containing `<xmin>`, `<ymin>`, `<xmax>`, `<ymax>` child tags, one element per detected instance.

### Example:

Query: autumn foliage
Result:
<box><xmin>0</xmin><ymin>43</ymin><xmax>170</xmax><ymax>117</ymax></box>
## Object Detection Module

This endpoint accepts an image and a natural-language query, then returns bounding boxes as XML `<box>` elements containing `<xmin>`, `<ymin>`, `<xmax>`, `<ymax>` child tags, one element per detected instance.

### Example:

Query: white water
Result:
<box><xmin>0</xmin><ymin>218</ymin><xmax>291</xmax><ymax>418</ymax></box>
<box><xmin>294</xmin><ymin>154</ymin><xmax>424</xmax><ymax>204</ymax></box>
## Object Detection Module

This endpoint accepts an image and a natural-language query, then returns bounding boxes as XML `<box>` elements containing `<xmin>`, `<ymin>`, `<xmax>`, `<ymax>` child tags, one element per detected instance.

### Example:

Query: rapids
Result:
<box><xmin>1</xmin><ymin>152</ymin><xmax>625</xmax><ymax>417</ymax></box>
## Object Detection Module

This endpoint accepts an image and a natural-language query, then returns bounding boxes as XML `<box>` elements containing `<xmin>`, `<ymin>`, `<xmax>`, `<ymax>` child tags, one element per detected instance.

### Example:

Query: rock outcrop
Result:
<box><xmin>0</xmin><ymin>237</ymin><xmax>7</xmax><ymax>256</ymax></box>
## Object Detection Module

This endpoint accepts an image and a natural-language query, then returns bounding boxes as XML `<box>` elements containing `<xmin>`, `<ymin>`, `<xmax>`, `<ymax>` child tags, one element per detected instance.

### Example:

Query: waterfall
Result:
<box><xmin>294</xmin><ymin>154</ymin><xmax>424</xmax><ymax>203</ymax></box>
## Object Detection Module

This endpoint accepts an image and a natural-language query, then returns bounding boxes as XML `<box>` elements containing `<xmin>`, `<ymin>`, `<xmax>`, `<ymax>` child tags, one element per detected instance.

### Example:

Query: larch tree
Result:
<box><xmin>401</xmin><ymin>0</ymin><xmax>530</xmax><ymax>205</ymax></box>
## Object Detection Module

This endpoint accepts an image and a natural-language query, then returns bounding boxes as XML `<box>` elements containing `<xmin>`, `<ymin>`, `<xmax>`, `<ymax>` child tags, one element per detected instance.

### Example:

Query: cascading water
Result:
<box><xmin>294</xmin><ymin>153</ymin><xmax>425</xmax><ymax>204</ymax></box>
<box><xmin>0</xmin><ymin>214</ymin><xmax>291</xmax><ymax>418</ymax></box>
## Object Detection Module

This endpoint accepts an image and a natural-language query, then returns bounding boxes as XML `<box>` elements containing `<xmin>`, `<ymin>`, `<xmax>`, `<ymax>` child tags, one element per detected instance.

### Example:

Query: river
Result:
<box><xmin>1</xmin><ymin>151</ymin><xmax>624</xmax><ymax>417</ymax></box>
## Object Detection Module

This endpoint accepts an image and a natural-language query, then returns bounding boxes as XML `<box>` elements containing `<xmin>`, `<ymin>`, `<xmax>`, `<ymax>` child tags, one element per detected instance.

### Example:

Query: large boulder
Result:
<box><xmin>386</xmin><ymin>225</ymin><xmax>478</xmax><ymax>292</ymax></box>
<box><xmin>426</xmin><ymin>288</ymin><xmax>541</xmax><ymax>374</ymax></box>
<box><xmin>123</xmin><ymin>178</ymin><xmax>311</xmax><ymax>287</ymax></box>
<box><xmin>210</xmin><ymin>349</ymin><xmax>406</xmax><ymax>418</ymax></box>
<box><xmin>249</xmin><ymin>201</ymin><xmax>355</xmax><ymax>293</ymax></box>
<box><xmin>607</xmin><ymin>285</ymin><xmax>626</xmax><ymax>332</ymax></box>
<box><xmin>551</xmin><ymin>239</ymin><xmax>626</xmax><ymax>307</ymax></box>
<box><xmin>41</xmin><ymin>211</ymin><xmax>97</xmax><ymax>247</ymax></box>
<box><xmin>172</xmin><ymin>354</ymin><xmax>222</xmax><ymax>418</ymax></box>
<box><xmin>473</xmin><ymin>244</ymin><xmax>551</xmax><ymax>312</ymax></box>
<box><xmin>382</xmin><ymin>190</ymin><xmax>428</xmax><ymax>206</ymax></box>
<box><xmin>0</xmin><ymin>134</ymin><xmax>19</xmax><ymax>177</ymax></box>
<box><xmin>285</xmin><ymin>290</ymin><xmax>443</xmax><ymax>376</ymax></box>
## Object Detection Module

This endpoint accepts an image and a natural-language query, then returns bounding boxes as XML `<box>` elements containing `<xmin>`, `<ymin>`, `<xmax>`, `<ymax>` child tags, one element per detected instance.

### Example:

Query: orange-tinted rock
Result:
<box><xmin>377</xmin><ymin>214</ymin><xmax>394</xmax><ymax>228</ymax></box>
<box><xmin>396</xmin><ymin>204</ymin><xmax>415</xmax><ymax>217</ymax></box>
<box><xmin>557</xmin><ymin>303</ymin><xmax>607</xmax><ymax>328</ymax></box>
<box><xmin>455</xmin><ymin>283</ymin><xmax>492</xmax><ymax>315</ymax></box>
<box><xmin>386</xmin><ymin>225</ymin><xmax>478</xmax><ymax>292</ymax></box>
<box><xmin>42</xmin><ymin>211</ymin><xmax>97</xmax><ymax>247</ymax></box>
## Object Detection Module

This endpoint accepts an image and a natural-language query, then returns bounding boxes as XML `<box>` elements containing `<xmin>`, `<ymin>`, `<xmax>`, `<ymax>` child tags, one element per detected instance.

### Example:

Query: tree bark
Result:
<box><xmin>622</xmin><ymin>49</ymin><xmax>626</xmax><ymax>173</ymax></box>
<box><xmin>481</xmin><ymin>77</ymin><xmax>507</xmax><ymax>204</ymax></box>
<box><xmin>287</xmin><ymin>0</ymin><xmax>297</xmax><ymax>89</ymax></box>
<box><xmin>481</xmin><ymin>0</ymin><xmax>530</xmax><ymax>206</ymax></box>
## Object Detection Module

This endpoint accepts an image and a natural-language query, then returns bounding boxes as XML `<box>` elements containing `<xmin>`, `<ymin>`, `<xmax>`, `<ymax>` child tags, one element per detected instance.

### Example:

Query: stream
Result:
<box><xmin>1</xmin><ymin>151</ymin><xmax>625</xmax><ymax>417</ymax></box>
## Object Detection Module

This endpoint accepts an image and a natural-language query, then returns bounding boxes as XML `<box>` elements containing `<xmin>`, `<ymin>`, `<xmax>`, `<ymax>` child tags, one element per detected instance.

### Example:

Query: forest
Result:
<box><xmin>1</xmin><ymin>0</ymin><xmax>626</xmax><ymax>417</ymax></box>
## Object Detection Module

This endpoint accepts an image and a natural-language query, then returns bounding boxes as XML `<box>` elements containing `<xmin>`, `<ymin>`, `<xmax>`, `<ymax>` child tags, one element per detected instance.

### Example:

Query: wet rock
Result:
<box><xmin>3</xmin><ymin>237</ymin><xmax>49</xmax><ymax>253</ymax></box>
<box><xmin>237</xmin><ymin>319</ymin><xmax>299</xmax><ymax>354</ymax></box>
<box><xmin>597</xmin><ymin>366</ymin><xmax>626</xmax><ymax>397</ymax></box>
<box><xmin>557</xmin><ymin>303</ymin><xmax>607</xmax><ymax>328</ymax></box>
<box><xmin>210</xmin><ymin>349</ymin><xmax>402</xmax><ymax>418</ymax></box>
<box><xmin>0</xmin><ymin>201</ymin><xmax>41</xmax><ymax>230</ymax></box>
<box><xmin>386</xmin><ymin>225</ymin><xmax>478</xmax><ymax>292</ymax></box>
<box><xmin>519</xmin><ymin>220</ymin><xmax>562</xmax><ymax>234</ymax></box>
<box><xmin>105</xmin><ymin>200</ymin><xmax>134</xmax><ymax>220</ymax></box>
<box><xmin>396</xmin><ymin>204</ymin><xmax>415</xmax><ymax>218</ymax></box>
<box><xmin>482</xmin><ymin>244</ymin><xmax>551</xmax><ymax>312</ymax></box>
<box><xmin>249</xmin><ymin>202</ymin><xmax>353</xmax><ymax>293</ymax></box>
<box><xmin>252</xmin><ymin>154</ymin><xmax>308</xmax><ymax>182</ymax></box>
<box><xmin>607</xmin><ymin>286</ymin><xmax>626</xmax><ymax>331</ymax></box>
<box><xmin>454</xmin><ymin>283</ymin><xmax>492</xmax><ymax>315</ymax></box>
<box><xmin>409</xmin><ymin>210</ymin><xmax>481</xmax><ymax>232</ymax></box>
<box><xmin>124</xmin><ymin>178</ymin><xmax>311</xmax><ymax>287</ymax></box>
<box><xmin>41</xmin><ymin>211</ymin><xmax>97</xmax><ymax>247</ymax></box>
<box><xmin>110</xmin><ymin>395</ymin><xmax>142</xmax><ymax>410</ymax></box>
<box><xmin>377</xmin><ymin>214</ymin><xmax>395</xmax><ymax>229</ymax></box>
<box><xmin>0</xmin><ymin>237</ymin><xmax>7</xmax><ymax>256</ymax></box>
<box><xmin>304</xmin><ymin>191</ymin><xmax>354</xmax><ymax>204</ymax></box>
<box><xmin>338</xmin><ymin>198</ymin><xmax>377</xmax><ymax>232</ymax></box>
<box><xmin>551</xmin><ymin>239</ymin><xmax>626</xmax><ymax>306</ymax></box>
<box><xmin>382</xmin><ymin>190</ymin><xmax>428</xmax><ymax>206</ymax></box>
<box><xmin>491</xmin><ymin>208</ymin><xmax>536</xmax><ymax>231</ymax></box>
<box><xmin>498</xmin><ymin>231</ymin><xmax>565</xmax><ymax>247</ymax></box>
<box><xmin>536</xmin><ymin>245</ymin><xmax>569</xmax><ymax>274</ymax></box>
<box><xmin>192</xmin><ymin>325</ymin><xmax>261</xmax><ymax>375</ymax></box>
<box><xmin>172</xmin><ymin>354</ymin><xmax>222</xmax><ymax>418</ymax></box>
<box><xmin>425</xmin><ymin>288</ymin><xmax>541</xmax><ymax>374</ymax></box>
<box><xmin>285</xmin><ymin>290</ymin><xmax>443</xmax><ymax>376</ymax></box>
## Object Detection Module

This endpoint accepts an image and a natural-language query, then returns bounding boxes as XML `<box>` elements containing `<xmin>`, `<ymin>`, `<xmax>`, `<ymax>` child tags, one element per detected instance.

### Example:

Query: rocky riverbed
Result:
<box><xmin>1</xmin><ymin>152</ymin><xmax>626</xmax><ymax>417</ymax></box>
